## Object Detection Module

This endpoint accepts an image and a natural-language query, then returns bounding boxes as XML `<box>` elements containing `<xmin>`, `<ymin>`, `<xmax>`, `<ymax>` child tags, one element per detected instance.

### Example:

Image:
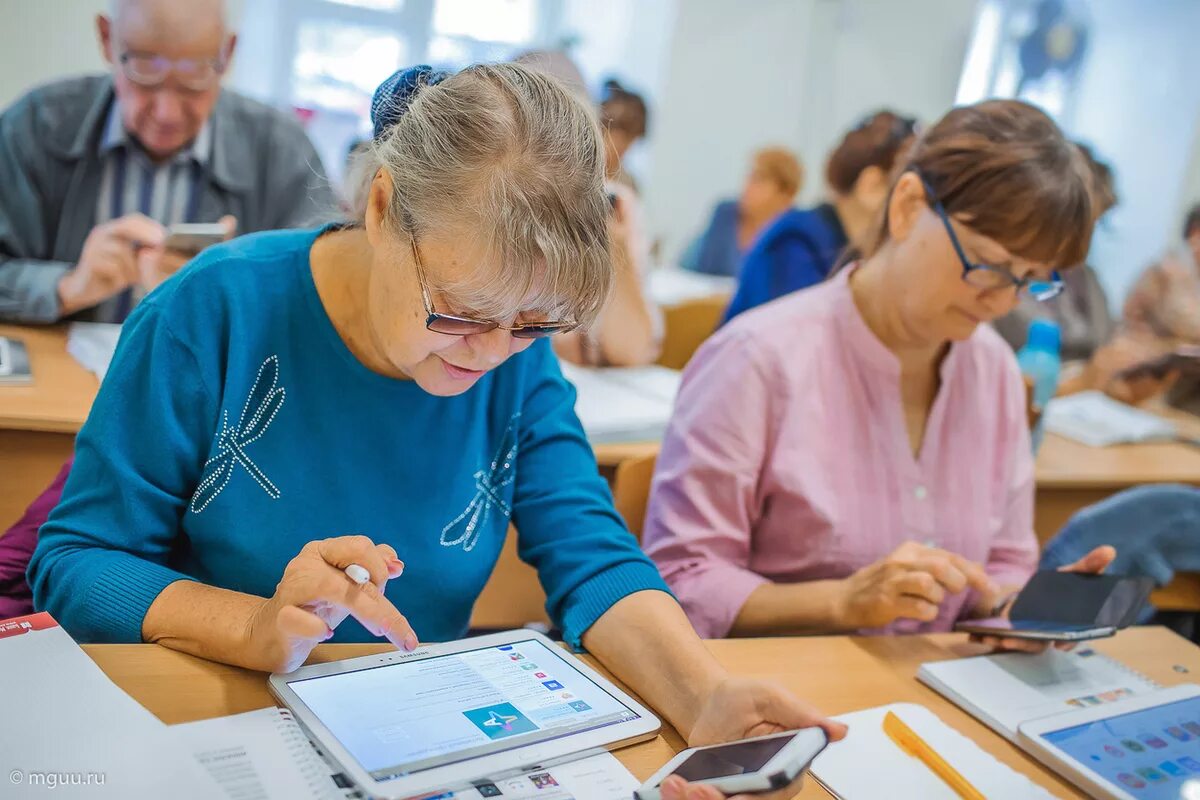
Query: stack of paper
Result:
<box><xmin>810</xmin><ymin>703</ymin><xmax>1054</xmax><ymax>799</ymax></box>
<box><xmin>560</xmin><ymin>363</ymin><xmax>682</xmax><ymax>443</ymax></box>
<box><xmin>0</xmin><ymin>612</ymin><xmax>223</xmax><ymax>799</ymax></box>
<box><xmin>647</xmin><ymin>267</ymin><xmax>735</xmax><ymax>307</ymax></box>
<box><xmin>1043</xmin><ymin>391</ymin><xmax>1177</xmax><ymax>446</ymax></box>
<box><xmin>66</xmin><ymin>322</ymin><xmax>121</xmax><ymax>381</ymax></box>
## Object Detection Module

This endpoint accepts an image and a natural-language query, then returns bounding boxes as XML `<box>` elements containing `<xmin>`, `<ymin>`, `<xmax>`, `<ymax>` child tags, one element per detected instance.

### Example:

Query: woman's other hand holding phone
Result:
<box><xmin>968</xmin><ymin>545</ymin><xmax>1117</xmax><ymax>654</ymax></box>
<box><xmin>660</xmin><ymin>678</ymin><xmax>846</xmax><ymax>800</ymax></box>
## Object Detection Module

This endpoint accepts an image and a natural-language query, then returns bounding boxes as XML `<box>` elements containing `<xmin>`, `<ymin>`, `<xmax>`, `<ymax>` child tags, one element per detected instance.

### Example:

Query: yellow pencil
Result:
<box><xmin>883</xmin><ymin>711</ymin><xmax>987</xmax><ymax>800</ymax></box>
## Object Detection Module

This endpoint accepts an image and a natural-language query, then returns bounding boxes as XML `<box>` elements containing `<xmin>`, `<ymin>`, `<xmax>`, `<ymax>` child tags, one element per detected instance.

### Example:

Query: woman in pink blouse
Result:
<box><xmin>643</xmin><ymin>100</ymin><xmax>1115</xmax><ymax>645</ymax></box>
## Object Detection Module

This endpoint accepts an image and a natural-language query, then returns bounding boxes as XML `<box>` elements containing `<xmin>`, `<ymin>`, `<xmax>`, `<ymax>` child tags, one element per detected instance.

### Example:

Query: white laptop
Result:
<box><xmin>269</xmin><ymin>630</ymin><xmax>660</xmax><ymax>799</ymax></box>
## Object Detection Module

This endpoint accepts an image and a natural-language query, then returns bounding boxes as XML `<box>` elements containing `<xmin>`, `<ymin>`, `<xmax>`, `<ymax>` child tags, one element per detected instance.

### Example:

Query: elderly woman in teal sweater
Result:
<box><xmin>29</xmin><ymin>64</ymin><xmax>843</xmax><ymax>799</ymax></box>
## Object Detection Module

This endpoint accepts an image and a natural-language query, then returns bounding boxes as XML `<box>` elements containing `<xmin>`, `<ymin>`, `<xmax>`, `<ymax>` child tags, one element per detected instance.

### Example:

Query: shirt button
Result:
<box><xmin>914</xmin><ymin>485</ymin><xmax>928</xmax><ymax>500</ymax></box>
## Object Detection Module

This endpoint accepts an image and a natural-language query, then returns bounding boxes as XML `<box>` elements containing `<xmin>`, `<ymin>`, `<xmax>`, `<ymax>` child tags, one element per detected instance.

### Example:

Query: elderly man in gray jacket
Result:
<box><xmin>0</xmin><ymin>0</ymin><xmax>334</xmax><ymax>324</ymax></box>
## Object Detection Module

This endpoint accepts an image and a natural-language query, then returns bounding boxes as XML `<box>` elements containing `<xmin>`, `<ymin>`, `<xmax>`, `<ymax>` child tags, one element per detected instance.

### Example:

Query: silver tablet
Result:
<box><xmin>269</xmin><ymin>629</ymin><xmax>661</xmax><ymax>799</ymax></box>
<box><xmin>1019</xmin><ymin>683</ymin><xmax>1200</xmax><ymax>800</ymax></box>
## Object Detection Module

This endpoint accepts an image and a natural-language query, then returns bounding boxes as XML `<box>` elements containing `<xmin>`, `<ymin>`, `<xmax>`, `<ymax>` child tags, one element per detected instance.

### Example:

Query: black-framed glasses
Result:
<box><xmin>918</xmin><ymin>176</ymin><xmax>1064</xmax><ymax>302</ymax></box>
<box><xmin>408</xmin><ymin>235</ymin><xmax>578</xmax><ymax>339</ymax></box>
<box><xmin>118</xmin><ymin>48</ymin><xmax>229</xmax><ymax>92</ymax></box>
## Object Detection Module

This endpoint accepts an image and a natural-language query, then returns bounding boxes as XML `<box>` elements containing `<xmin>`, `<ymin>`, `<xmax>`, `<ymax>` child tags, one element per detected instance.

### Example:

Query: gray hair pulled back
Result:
<box><xmin>349</xmin><ymin>62</ymin><xmax>613</xmax><ymax>328</ymax></box>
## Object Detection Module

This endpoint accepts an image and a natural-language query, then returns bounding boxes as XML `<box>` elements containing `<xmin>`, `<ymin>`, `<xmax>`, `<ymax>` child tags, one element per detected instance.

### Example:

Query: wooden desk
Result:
<box><xmin>83</xmin><ymin>627</ymin><xmax>1200</xmax><ymax>798</ymax></box>
<box><xmin>0</xmin><ymin>325</ymin><xmax>95</xmax><ymax>532</ymax></box>
<box><xmin>1034</xmin><ymin>428</ymin><xmax>1200</xmax><ymax>538</ymax></box>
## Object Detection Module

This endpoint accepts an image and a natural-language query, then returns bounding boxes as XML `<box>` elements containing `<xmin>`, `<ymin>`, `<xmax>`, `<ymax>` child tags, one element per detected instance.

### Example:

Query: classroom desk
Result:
<box><xmin>82</xmin><ymin>626</ymin><xmax>1200</xmax><ymax>799</ymax></box>
<box><xmin>0</xmin><ymin>325</ymin><xmax>96</xmax><ymax>533</ymax></box>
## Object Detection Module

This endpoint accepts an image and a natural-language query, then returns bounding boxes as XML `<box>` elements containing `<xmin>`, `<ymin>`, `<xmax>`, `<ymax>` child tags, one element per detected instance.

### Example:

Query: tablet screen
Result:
<box><xmin>287</xmin><ymin>639</ymin><xmax>640</xmax><ymax>781</ymax></box>
<box><xmin>1041</xmin><ymin>695</ymin><xmax>1200</xmax><ymax>798</ymax></box>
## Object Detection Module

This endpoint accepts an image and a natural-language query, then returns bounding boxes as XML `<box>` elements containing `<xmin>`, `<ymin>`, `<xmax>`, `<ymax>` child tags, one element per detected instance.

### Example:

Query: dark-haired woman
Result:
<box><xmin>644</xmin><ymin>100</ymin><xmax>1115</xmax><ymax>649</ymax></box>
<box><xmin>722</xmin><ymin>110</ymin><xmax>915</xmax><ymax>322</ymax></box>
<box><xmin>598</xmin><ymin>78</ymin><xmax>647</xmax><ymax>192</ymax></box>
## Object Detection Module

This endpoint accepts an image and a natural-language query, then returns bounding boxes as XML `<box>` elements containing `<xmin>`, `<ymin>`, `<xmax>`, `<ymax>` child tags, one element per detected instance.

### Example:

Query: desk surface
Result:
<box><xmin>84</xmin><ymin>627</ymin><xmax>1199</xmax><ymax>799</ymax></box>
<box><xmin>5</xmin><ymin>324</ymin><xmax>1200</xmax><ymax>489</ymax></box>
<box><xmin>1036</xmin><ymin>412</ymin><xmax>1200</xmax><ymax>488</ymax></box>
<box><xmin>0</xmin><ymin>324</ymin><xmax>96</xmax><ymax>433</ymax></box>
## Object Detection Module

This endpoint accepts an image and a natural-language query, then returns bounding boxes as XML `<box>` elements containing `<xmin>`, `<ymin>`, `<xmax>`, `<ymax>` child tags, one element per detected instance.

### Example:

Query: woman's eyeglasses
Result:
<box><xmin>408</xmin><ymin>235</ymin><xmax>578</xmax><ymax>339</ymax></box>
<box><xmin>918</xmin><ymin>176</ymin><xmax>1064</xmax><ymax>302</ymax></box>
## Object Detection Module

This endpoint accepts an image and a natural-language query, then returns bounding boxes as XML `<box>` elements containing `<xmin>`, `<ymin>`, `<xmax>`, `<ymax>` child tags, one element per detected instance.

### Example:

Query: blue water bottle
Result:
<box><xmin>1017</xmin><ymin>319</ymin><xmax>1062</xmax><ymax>452</ymax></box>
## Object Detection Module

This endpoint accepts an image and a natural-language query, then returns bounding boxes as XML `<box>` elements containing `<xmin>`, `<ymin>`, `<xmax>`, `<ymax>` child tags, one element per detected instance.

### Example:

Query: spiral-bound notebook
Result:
<box><xmin>918</xmin><ymin>647</ymin><xmax>1159</xmax><ymax>742</ymax></box>
<box><xmin>171</xmin><ymin>707</ymin><xmax>354</xmax><ymax>800</ymax></box>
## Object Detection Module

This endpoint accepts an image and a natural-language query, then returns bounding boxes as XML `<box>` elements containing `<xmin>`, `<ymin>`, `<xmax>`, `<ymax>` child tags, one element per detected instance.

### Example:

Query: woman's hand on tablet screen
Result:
<box><xmin>968</xmin><ymin>545</ymin><xmax>1117</xmax><ymax>655</ymax></box>
<box><xmin>662</xmin><ymin>677</ymin><xmax>847</xmax><ymax>800</ymax></box>
<box><xmin>245</xmin><ymin>535</ymin><xmax>412</xmax><ymax>673</ymax></box>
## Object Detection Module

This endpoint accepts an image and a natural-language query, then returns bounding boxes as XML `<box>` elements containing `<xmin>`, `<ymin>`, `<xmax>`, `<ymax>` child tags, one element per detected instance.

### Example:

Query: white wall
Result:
<box><xmin>0</xmin><ymin>0</ymin><xmax>249</xmax><ymax>109</ymax></box>
<box><xmin>1064</xmin><ymin>0</ymin><xmax>1200</xmax><ymax>304</ymax></box>
<box><xmin>0</xmin><ymin>0</ymin><xmax>108</xmax><ymax>108</ymax></box>
<box><xmin>645</xmin><ymin>0</ymin><xmax>978</xmax><ymax>264</ymax></box>
<box><xmin>645</xmin><ymin>0</ymin><xmax>818</xmax><ymax>264</ymax></box>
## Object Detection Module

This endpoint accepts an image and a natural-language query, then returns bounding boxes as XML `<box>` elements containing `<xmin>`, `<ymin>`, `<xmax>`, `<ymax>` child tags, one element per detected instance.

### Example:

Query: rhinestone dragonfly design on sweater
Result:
<box><xmin>440</xmin><ymin>413</ymin><xmax>520</xmax><ymax>552</ymax></box>
<box><xmin>190</xmin><ymin>355</ymin><xmax>287</xmax><ymax>513</ymax></box>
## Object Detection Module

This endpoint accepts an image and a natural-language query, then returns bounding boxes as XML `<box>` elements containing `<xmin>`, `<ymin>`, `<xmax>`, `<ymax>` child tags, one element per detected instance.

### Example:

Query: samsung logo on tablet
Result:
<box><xmin>382</xmin><ymin>648</ymin><xmax>433</xmax><ymax>661</ymax></box>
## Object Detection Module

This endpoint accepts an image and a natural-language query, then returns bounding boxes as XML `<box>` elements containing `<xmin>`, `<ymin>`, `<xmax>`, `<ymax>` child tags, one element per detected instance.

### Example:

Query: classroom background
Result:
<box><xmin>4</xmin><ymin>2</ymin><xmax>1200</xmax><ymax>799</ymax></box>
<box><xmin>5</xmin><ymin>0</ymin><xmax>1200</xmax><ymax>306</ymax></box>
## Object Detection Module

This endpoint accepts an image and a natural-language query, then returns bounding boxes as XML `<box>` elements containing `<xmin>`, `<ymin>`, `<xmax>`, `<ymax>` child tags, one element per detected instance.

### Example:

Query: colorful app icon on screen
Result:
<box><xmin>1104</xmin><ymin>745</ymin><xmax>1125</xmax><ymax>758</ymax></box>
<box><xmin>1179</xmin><ymin>756</ymin><xmax>1200</xmax><ymax>773</ymax></box>
<box><xmin>541</xmin><ymin>680</ymin><xmax>564</xmax><ymax>691</ymax></box>
<box><xmin>1118</xmin><ymin>773</ymin><xmax>1146</xmax><ymax>789</ymax></box>
<box><xmin>1160</xmin><ymin>761</ymin><xmax>1187</xmax><ymax>777</ymax></box>
<box><xmin>1167</xmin><ymin>726</ymin><xmax>1192</xmax><ymax>742</ymax></box>
<box><xmin>1184</xmin><ymin>722</ymin><xmax>1200</xmax><ymax>737</ymax></box>
<box><xmin>520</xmin><ymin>663</ymin><xmax>537</xmax><ymax>671</ymax></box>
<box><xmin>1123</xmin><ymin>739</ymin><xmax>1145</xmax><ymax>752</ymax></box>
<box><xmin>569</xmin><ymin>701</ymin><xmax>592</xmax><ymax>712</ymax></box>
<box><xmin>1141</xmin><ymin>735</ymin><xmax>1169</xmax><ymax>750</ymax></box>
<box><xmin>535</xmin><ymin>672</ymin><xmax>547</xmax><ymax>679</ymax></box>
<box><xmin>1137</xmin><ymin>768</ymin><xmax>1167</xmax><ymax>783</ymax></box>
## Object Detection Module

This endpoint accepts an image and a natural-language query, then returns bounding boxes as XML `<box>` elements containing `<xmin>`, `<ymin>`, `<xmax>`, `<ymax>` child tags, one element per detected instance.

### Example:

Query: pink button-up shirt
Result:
<box><xmin>643</xmin><ymin>268</ymin><xmax>1038</xmax><ymax>639</ymax></box>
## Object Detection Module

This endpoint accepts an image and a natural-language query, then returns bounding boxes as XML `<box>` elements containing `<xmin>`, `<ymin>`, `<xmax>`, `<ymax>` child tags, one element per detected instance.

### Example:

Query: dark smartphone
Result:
<box><xmin>955</xmin><ymin>572</ymin><xmax>1154</xmax><ymax>642</ymax></box>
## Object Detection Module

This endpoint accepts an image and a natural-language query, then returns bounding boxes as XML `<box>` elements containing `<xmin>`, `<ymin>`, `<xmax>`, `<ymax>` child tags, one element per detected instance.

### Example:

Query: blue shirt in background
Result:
<box><xmin>722</xmin><ymin>203</ymin><xmax>848</xmax><ymax>324</ymax></box>
<box><xmin>680</xmin><ymin>200</ymin><xmax>742</xmax><ymax>277</ymax></box>
<box><xmin>29</xmin><ymin>227</ymin><xmax>668</xmax><ymax>647</ymax></box>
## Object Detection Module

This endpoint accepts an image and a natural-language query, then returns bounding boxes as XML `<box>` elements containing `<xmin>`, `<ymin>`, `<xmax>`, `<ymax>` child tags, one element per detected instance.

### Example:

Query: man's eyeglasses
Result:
<box><xmin>409</xmin><ymin>235</ymin><xmax>578</xmax><ymax>339</ymax></box>
<box><xmin>918</xmin><ymin>175</ymin><xmax>1064</xmax><ymax>302</ymax></box>
<box><xmin>118</xmin><ymin>49</ymin><xmax>229</xmax><ymax>92</ymax></box>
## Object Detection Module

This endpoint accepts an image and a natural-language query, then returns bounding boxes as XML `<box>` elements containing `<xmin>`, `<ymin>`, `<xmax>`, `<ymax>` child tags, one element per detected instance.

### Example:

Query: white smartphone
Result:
<box><xmin>634</xmin><ymin>729</ymin><xmax>828</xmax><ymax>800</ymax></box>
<box><xmin>164</xmin><ymin>223</ymin><xmax>227</xmax><ymax>254</ymax></box>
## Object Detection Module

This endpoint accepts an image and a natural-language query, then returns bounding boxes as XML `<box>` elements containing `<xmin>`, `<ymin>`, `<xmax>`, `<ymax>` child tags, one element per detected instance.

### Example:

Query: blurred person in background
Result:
<box><xmin>723</xmin><ymin>110</ymin><xmax>916</xmax><ymax>323</ymax></box>
<box><xmin>598</xmin><ymin>78</ymin><xmax>648</xmax><ymax>193</ymax></box>
<box><xmin>554</xmin><ymin>74</ymin><xmax>660</xmax><ymax>366</ymax></box>
<box><xmin>0</xmin><ymin>0</ymin><xmax>332</xmax><ymax>324</ymax></box>
<box><xmin>680</xmin><ymin>147</ymin><xmax>803</xmax><ymax>278</ymax></box>
<box><xmin>1053</xmin><ymin>202</ymin><xmax>1200</xmax><ymax>408</ymax></box>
